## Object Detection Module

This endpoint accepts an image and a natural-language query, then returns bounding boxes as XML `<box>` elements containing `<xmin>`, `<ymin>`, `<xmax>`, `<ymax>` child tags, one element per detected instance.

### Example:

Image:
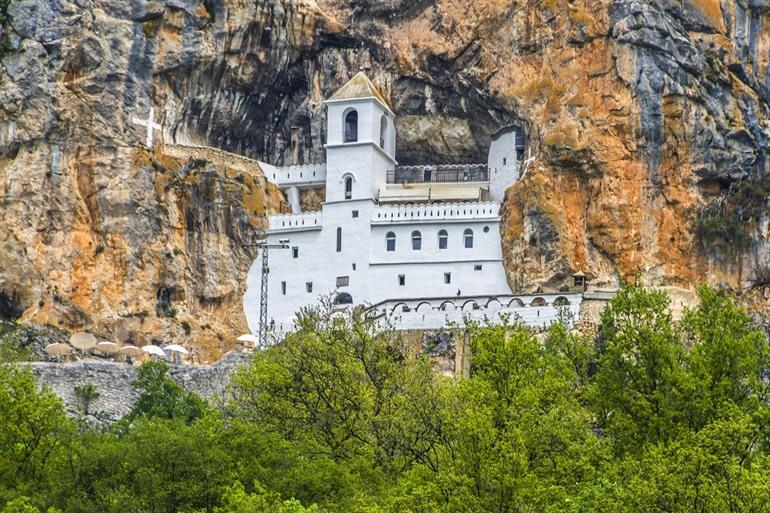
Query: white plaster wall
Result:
<box><xmin>245</xmin><ymin>199</ymin><xmax>376</xmax><ymax>334</ymax></box>
<box><xmin>369</xmin><ymin>221</ymin><xmax>502</xmax><ymax>265</ymax></box>
<box><xmin>380</xmin><ymin>294</ymin><xmax>582</xmax><ymax>330</ymax></box>
<box><xmin>326</xmin><ymin>100</ymin><xmax>376</xmax><ymax>146</ymax></box>
<box><xmin>488</xmin><ymin>129</ymin><xmax>520</xmax><ymax>202</ymax></box>
<box><xmin>259</xmin><ymin>162</ymin><xmax>326</xmax><ymax>187</ymax></box>
<box><xmin>245</xmin><ymin>199</ymin><xmax>514</xmax><ymax>337</ymax></box>
<box><xmin>286</xmin><ymin>186</ymin><xmax>300</xmax><ymax>213</ymax></box>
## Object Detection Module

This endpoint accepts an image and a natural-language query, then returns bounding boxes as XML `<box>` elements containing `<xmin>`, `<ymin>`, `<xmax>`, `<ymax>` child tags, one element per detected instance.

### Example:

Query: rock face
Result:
<box><xmin>1</xmin><ymin>0</ymin><xmax>769</xmax><ymax>355</ymax></box>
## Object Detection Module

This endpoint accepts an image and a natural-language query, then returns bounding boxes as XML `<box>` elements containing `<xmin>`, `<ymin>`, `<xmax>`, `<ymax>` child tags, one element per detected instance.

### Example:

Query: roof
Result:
<box><xmin>328</xmin><ymin>72</ymin><xmax>392</xmax><ymax>110</ymax></box>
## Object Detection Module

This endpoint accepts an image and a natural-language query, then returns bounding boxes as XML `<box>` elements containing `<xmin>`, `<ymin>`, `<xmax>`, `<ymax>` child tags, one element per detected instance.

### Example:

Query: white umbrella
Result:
<box><xmin>236</xmin><ymin>334</ymin><xmax>259</xmax><ymax>343</ymax></box>
<box><xmin>142</xmin><ymin>345</ymin><xmax>166</xmax><ymax>357</ymax></box>
<box><xmin>69</xmin><ymin>332</ymin><xmax>97</xmax><ymax>351</ymax></box>
<box><xmin>44</xmin><ymin>343</ymin><xmax>72</xmax><ymax>356</ymax></box>
<box><xmin>163</xmin><ymin>344</ymin><xmax>189</xmax><ymax>355</ymax></box>
<box><xmin>96</xmin><ymin>341</ymin><xmax>121</xmax><ymax>354</ymax></box>
<box><xmin>119</xmin><ymin>345</ymin><xmax>144</xmax><ymax>357</ymax></box>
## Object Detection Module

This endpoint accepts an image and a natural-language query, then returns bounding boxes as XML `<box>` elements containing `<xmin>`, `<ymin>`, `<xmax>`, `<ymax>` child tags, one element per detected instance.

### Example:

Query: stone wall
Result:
<box><xmin>28</xmin><ymin>352</ymin><xmax>250</xmax><ymax>425</ymax></box>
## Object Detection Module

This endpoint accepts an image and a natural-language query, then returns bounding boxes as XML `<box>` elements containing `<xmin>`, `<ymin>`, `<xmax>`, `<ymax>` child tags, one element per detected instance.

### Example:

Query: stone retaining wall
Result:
<box><xmin>27</xmin><ymin>352</ymin><xmax>250</xmax><ymax>425</ymax></box>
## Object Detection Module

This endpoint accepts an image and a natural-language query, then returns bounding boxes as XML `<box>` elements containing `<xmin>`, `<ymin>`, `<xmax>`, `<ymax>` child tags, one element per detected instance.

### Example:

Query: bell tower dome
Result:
<box><xmin>324</xmin><ymin>72</ymin><xmax>396</xmax><ymax>202</ymax></box>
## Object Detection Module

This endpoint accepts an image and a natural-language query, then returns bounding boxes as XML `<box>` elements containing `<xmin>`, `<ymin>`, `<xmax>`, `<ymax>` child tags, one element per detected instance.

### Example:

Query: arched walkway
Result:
<box><xmin>334</xmin><ymin>293</ymin><xmax>353</xmax><ymax>305</ymax></box>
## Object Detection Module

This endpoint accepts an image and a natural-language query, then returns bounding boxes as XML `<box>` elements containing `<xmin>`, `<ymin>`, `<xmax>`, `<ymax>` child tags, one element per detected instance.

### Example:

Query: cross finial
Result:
<box><xmin>132</xmin><ymin>107</ymin><xmax>162</xmax><ymax>148</ymax></box>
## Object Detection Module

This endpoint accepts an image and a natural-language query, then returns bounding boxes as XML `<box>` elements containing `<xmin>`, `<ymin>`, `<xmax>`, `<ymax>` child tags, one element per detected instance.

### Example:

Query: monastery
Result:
<box><xmin>243</xmin><ymin>73</ymin><xmax>583</xmax><ymax>340</ymax></box>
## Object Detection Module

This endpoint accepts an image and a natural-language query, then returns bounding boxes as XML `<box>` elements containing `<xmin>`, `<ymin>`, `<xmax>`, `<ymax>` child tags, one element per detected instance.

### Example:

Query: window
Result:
<box><xmin>483</xmin><ymin>226</ymin><xmax>490</xmax><ymax>233</ymax></box>
<box><xmin>398</xmin><ymin>275</ymin><xmax>405</xmax><ymax>286</ymax></box>
<box><xmin>352</xmin><ymin>210</ymin><xmax>359</xmax><ymax>218</ymax></box>
<box><xmin>386</xmin><ymin>232</ymin><xmax>396</xmax><ymax>252</ymax></box>
<box><xmin>281</xmin><ymin>281</ymin><xmax>286</xmax><ymax>295</ymax></box>
<box><xmin>379</xmin><ymin>115</ymin><xmax>387</xmax><ymax>148</ymax></box>
<box><xmin>344</xmin><ymin>176</ymin><xmax>353</xmax><ymax>199</ymax></box>
<box><xmin>352</xmin><ymin>263</ymin><xmax>356</xmax><ymax>270</ymax></box>
<box><xmin>336</xmin><ymin>276</ymin><xmax>349</xmax><ymax>287</ymax></box>
<box><xmin>292</xmin><ymin>247</ymin><xmax>298</xmax><ymax>258</ymax></box>
<box><xmin>444</xmin><ymin>272</ymin><xmax>451</xmax><ymax>284</ymax></box>
<box><xmin>464</xmin><ymin>228</ymin><xmax>474</xmax><ymax>248</ymax></box>
<box><xmin>438</xmin><ymin>230</ymin><xmax>448</xmax><ymax>249</ymax></box>
<box><xmin>344</xmin><ymin>109</ymin><xmax>358</xmax><ymax>142</ymax></box>
<box><xmin>411</xmin><ymin>230</ymin><xmax>422</xmax><ymax>250</ymax></box>
<box><xmin>306</xmin><ymin>282</ymin><xmax>313</xmax><ymax>293</ymax></box>
<box><xmin>336</xmin><ymin>227</ymin><xmax>342</xmax><ymax>252</ymax></box>
<box><xmin>474</xmin><ymin>264</ymin><xmax>482</xmax><ymax>271</ymax></box>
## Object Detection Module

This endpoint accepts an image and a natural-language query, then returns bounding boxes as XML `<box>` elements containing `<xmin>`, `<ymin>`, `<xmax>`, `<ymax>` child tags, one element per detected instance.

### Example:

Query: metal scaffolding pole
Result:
<box><xmin>255</xmin><ymin>239</ymin><xmax>290</xmax><ymax>347</ymax></box>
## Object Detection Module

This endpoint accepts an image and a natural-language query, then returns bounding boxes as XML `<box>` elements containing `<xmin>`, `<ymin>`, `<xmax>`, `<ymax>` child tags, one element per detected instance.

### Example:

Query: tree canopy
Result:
<box><xmin>2</xmin><ymin>285</ymin><xmax>770</xmax><ymax>512</ymax></box>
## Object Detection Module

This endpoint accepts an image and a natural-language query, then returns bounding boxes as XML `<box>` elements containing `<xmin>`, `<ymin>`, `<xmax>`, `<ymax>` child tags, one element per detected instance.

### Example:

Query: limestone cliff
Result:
<box><xmin>1</xmin><ymin>0</ymin><xmax>769</xmax><ymax>354</ymax></box>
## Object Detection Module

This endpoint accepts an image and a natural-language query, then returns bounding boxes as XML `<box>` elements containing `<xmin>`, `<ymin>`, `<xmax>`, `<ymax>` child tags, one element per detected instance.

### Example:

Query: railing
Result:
<box><xmin>372</xmin><ymin>201</ymin><xmax>500</xmax><ymax>223</ymax></box>
<box><xmin>268</xmin><ymin>211</ymin><xmax>322</xmax><ymax>231</ymax></box>
<box><xmin>387</xmin><ymin>164</ymin><xmax>488</xmax><ymax>184</ymax></box>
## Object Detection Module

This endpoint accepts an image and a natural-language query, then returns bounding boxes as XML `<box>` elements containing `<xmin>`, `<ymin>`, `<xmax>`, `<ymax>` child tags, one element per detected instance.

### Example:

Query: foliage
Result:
<box><xmin>695</xmin><ymin>200</ymin><xmax>750</xmax><ymax>256</ymax></box>
<box><xmin>0</xmin><ymin>321</ymin><xmax>32</xmax><ymax>362</ymax></box>
<box><xmin>0</xmin><ymin>366</ymin><xmax>72</xmax><ymax>504</ymax></box>
<box><xmin>2</xmin><ymin>285</ymin><xmax>770</xmax><ymax>512</ymax></box>
<box><xmin>73</xmin><ymin>384</ymin><xmax>99</xmax><ymax>416</ymax></box>
<box><xmin>119</xmin><ymin>361</ymin><xmax>209</xmax><ymax>427</ymax></box>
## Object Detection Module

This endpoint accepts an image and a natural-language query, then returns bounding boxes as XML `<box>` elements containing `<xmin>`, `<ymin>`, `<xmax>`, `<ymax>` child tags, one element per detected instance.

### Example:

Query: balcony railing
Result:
<box><xmin>387</xmin><ymin>164</ymin><xmax>489</xmax><ymax>184</ymax></box>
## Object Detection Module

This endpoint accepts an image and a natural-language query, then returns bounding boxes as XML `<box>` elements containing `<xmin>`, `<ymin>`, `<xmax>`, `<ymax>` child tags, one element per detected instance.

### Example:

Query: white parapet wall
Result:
<box><xmin>373</xmin><ymin>293</ymin><xmax>583</xmax><ymax>331</ymax></box>
<box><xmin>268</xmin><ymin>211</ymin><xmax>323</xmax><ymax>232</ymax></box>
<box><xmin>260</xmin><ymin>162</ymin><xmax>327</xmax><ymax>188</ymax></box>
<box><xmin>372</xmin><ymin>201</ymin><xmax>500</xmax><ymax>224</ymax></box>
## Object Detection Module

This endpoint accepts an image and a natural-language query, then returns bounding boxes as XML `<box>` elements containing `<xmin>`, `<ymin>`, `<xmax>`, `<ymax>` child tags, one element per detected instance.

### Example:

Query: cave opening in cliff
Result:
<box><xmin>0</xmin><ymin>290</ymin><xmax>24</xmax><ymax>321</ymax></box>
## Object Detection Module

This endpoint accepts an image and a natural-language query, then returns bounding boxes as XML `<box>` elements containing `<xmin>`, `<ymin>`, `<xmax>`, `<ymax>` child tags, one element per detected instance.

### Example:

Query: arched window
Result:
<box><xmin>464</xmin><ymin>228</ymin><xmax>474</xmax><ymax>248</ymax></box>
<box><xmin>386</xmin><ymin>232</ymin><xmax>396</xmax><ymax>252</ymax></box>
<box><xmin>379</xmin><ymin>115</ymin><xmax>388</xmax><ymax>148</ymax></box>
<box><xmin>344</xmin><ymin>176</ymin><xmax>353</xmax><ymax>199</ymax></box>
<box><xmin>438</xmin><ymin>229</ymin><xmax>448</xmax><ymax>250</ymax></box>
<box><xmin>334</xmin><ymin>293</ymin><xmax>353</xmax><ymax>305</ymax></box>
<box><xmin>344</xmin><ymin>109</ymin><xmax>358</xmax><ymax>142</ymax></box>
<box><xmin>411</xmin><ymin>231</ymin><xmax>422</xmax><ymax>250</ymax></box>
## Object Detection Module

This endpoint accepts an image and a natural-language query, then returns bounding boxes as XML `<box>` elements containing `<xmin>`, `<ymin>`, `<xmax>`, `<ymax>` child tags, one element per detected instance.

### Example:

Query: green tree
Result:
<box><xmin>73</xmin><ymin>384</ymin><xmax>99</xmax><ymax>416</ymax></box>
<box><xmin>231</xmin><ymin>301</ymin><xmax>448</xmax><ymax>474</ymax></box>
<box><xmin>591</xmin><ymin>285</ymin><xmax>688</xmax><ymax>452</ymax></box>
<box><xmin>0</xmin><ymin>366</ymin><xmax>71</xmax><ymax>503</ymax></box>
<box><xmin>682</xmin><ymin>286</ymin><xmax>770</xmax><ymax>430</ymax></box>
<box><xmin>214</xmin><ymin>481</ymin><xmax>318</xmax><ymax>513</ymax></box>
<box><xmin>121</xmin><ymin>361</ymin><xmax>209</xmax><ymax>427</ymax></box>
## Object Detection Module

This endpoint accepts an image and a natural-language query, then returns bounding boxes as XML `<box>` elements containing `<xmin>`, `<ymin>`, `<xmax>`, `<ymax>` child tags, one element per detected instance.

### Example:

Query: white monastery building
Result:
<box><xmin>244</xmin><ymin>73</ymin><xmax>582</xmax><ymax>339</ymax></box>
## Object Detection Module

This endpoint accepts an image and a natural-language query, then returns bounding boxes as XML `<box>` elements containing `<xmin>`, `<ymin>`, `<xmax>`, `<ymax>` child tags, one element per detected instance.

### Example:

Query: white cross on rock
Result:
<box><xmin>132</xmin><ymin>107</ymin><xmax>162</xmax><ymax>148</ymax></box>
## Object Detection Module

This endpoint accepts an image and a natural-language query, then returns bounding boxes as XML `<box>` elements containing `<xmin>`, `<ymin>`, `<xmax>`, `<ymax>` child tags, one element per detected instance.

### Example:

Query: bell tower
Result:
<box><xmin>324</xmin><ymin>72</ymin><xmax>396</xmax><ymax>202</ymax></box>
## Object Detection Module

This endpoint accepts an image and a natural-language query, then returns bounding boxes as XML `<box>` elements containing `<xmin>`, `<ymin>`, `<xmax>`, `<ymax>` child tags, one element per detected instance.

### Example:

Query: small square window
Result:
<box><xmin>292</xmin><ymin>247</ymin><xmax>299</xmax><ymax>258</ymax></box>
<box><xmin>306</xmin><ymin>282</ymin><xmax>313</xmax><ymax>293</ymax></box>
<box><xmin>402</xmin><ymin>305</ymin><xmax>410</xmax><ymax>312</ymax></box>
<box><xmin>352</xmin><ymin>210</ymin><xmax>359</xmax><ymax>218</ymax></box>
<box><xmin>281</xmin><ymin>281</ymin><xmax>287</xmax><ymax>295</ymax></box>
<box><xmin>474</xmin><ymin>264</ymin><xmax>482</xmax><ymax>271</ymax></box>
<box><xmin>444</xmin><ymin>272</ymin><xmax>451</xmax><ymax>284</ymax></box>
<box><xmin>336</xmin><ymin>276</ymin><xmax>349</xmax><ymax>287</ymax></box>
<box><xmin>398</xmin><ymin>275</ymin><xmax>405</xmax><ymax>286</ymax></box>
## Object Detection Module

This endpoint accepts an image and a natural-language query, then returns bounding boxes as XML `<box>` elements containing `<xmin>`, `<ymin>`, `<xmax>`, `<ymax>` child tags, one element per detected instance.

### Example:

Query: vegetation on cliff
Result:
<box><xmin>2</xmin><ymin>285</ymin><xmax>770</xmax><ymax>512</ymax></box>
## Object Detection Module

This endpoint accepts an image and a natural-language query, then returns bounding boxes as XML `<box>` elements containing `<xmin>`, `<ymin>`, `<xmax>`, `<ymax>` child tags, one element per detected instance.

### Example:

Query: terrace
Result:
<box><xmin>386</xmin><ymin>164</ymin><xmax>489</xmax><ymax>184</ymax></box>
